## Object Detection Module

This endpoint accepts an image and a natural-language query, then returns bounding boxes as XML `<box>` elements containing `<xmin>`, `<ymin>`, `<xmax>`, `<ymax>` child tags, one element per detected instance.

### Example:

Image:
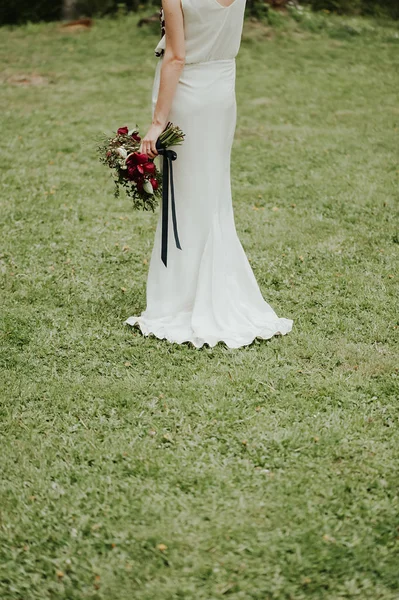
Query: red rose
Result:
<box><xmin>131</xmin><ymin>133</ymin><xmax>141</xmax><ymax>142</ymax></box>
<box><xmin>117</xmin><ymin>126</ymin><xmax>129</xmax><ymax>135</ymax></box>
<box><xmin>143</xmin><ymin>161</ymin><xmax>155</xmax><ymax>175</ymax></box>
<box><xmin>126</xmin><ymin>152</ymin><xmax>149</xmax><ymax>166</ymax></box>
<box><xmin>127</xmin><ymin>165</ymin><xmax>138</xmax><ymax>180</ymax></box>
<box><xmin>150</xmin><ymin>177</ymin><xmax>159</xmax><ymax>191</ymax></box>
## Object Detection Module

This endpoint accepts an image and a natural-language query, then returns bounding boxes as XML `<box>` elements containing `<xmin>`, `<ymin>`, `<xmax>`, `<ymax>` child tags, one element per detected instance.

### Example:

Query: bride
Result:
<box><xmin>125</xmin><ymin>0</ymin><xmax>293</xmax><ymax>348</ymax></box>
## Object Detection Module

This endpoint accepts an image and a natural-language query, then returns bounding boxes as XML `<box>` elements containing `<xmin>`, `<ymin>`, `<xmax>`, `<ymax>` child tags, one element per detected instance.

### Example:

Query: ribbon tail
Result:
<box><xmin>169</xmin><ymin>156</ymin><xmax>182</xmax><ymax>251</ymax></box>
<box><xmin>161</xmin><ymin>152</ymin><xmax>169</xmax><ymax>267</ymax></box>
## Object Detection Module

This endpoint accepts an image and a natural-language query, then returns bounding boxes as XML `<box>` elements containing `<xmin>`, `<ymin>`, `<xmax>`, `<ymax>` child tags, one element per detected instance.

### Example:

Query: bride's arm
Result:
<box><xmin>140</xmin><ymin>0</ymin><xmax>185</xmax><ymax>158</ymax></box>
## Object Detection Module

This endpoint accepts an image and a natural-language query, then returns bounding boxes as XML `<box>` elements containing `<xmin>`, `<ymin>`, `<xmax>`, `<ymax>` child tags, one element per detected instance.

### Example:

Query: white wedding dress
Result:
<box><xmin>125</xmin><ymin>0</ymin><xmax>293</xmax><ymax>348</ymax></box>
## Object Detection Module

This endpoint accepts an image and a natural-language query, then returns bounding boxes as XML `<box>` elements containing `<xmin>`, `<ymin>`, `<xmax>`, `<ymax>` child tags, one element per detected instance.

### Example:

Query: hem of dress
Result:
<box><xmin>124</xmin><ymin>315</ymin><xmax>293</xmax><ymax>350</ymax></box>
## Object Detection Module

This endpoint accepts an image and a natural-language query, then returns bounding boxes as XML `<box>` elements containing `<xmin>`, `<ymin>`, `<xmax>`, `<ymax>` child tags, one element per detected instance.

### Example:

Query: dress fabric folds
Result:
<box><xmin>125</xmin><ymin>0</ymin><xmax>293</xmax><ymax>348</ymax></box>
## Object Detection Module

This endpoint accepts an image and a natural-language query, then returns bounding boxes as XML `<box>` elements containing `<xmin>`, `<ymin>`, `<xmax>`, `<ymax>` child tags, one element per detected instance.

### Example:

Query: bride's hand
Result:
<box><xmin>140</xmin><ymin>123</ymin><xmax>165</xmax><ymax>159</ymax></box>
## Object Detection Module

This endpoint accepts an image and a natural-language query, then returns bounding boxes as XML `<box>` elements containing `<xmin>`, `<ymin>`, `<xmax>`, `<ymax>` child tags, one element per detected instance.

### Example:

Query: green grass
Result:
<box><xmin>0</xmin><ymin>10</ymin><xmax>398</xmax><ymax>600</ymax></box>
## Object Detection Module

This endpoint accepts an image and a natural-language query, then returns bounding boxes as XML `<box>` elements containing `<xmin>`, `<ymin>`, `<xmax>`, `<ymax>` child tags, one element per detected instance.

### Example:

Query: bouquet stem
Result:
<box><xmin>158</xmin><ymin>123</ymin><xmax>185</xmax><ymax>148</ymax></box>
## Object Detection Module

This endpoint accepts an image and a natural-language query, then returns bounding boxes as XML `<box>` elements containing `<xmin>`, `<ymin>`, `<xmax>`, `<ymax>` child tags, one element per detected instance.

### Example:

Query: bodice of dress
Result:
<box><xmin>154</xmin><ymin>0</ymin><xmax>246</xmax><ymax>65</ymax></box>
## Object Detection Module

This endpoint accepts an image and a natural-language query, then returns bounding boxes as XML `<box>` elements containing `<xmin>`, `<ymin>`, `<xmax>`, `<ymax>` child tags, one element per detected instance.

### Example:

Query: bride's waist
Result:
<box><xmin>180</xmin><ymin>57</ymin><xmax>236</xmax><ymax>80</ymax></box>
<box><xmin>157</xmin><ymin>56</ymin><xmax>235</xmax><ymax>70</ymax></box>
<box><xmin>153</xmin><ymin>56</ymin><xmax>235</xmax><ymax>92</ymax></box>
<box><xmin>184</xmin><ymin>57</ymin><xmax>235</xmax><ymax>67</ymax></box>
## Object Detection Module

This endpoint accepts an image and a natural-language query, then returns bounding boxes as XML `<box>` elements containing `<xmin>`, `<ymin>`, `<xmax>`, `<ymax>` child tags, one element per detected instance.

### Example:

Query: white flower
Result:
<box><xmin>116</xmin><ymin>147</ymin><xmax>127</xmax><ymax>159</ymax></box>
<box><xmin>143</xmin><ymin>180</ymin><xmax>154</xmax><ymax>195</ymax></box>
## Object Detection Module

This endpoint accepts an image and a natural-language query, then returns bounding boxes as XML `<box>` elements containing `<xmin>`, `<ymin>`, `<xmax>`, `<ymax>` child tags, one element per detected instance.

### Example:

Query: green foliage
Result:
<box><xmin>74</xmin><ymin>0</ymin><xmax>115</xmax><ymax>18</ymax></box>
<box><xmin>74</xmin><ymin>0</ymin><xmax>157</xmax><ymax>18</ymax></box>
<box><xmin>267</xmin><ymin>8</ymin><xmax>286</xmax><ymax>27</ymax></box>
<box><xmin>0</xmin><ymin>11</ymin><xmax>399</xmax><ymax>600</ymax></box>
<box><xmin>306</xmin><ymin>0</ymin><xmax>362</xmax><ymax>15</ymax></box>
<box><xmin>286</xmin><ymin>3</ymin><xmax>398</xmax><ymax>36</ymax></box>
<box><xmin>246</xmin><ymin>0</ymin><xmax>270</xmax><ymax>20</ymax></box>
<box><xmin>361</xmin><ymin>0</ymin><xmax>399</xmax><ymax>18</ymax></box>
<box><xmin>303</xmin><ymin>0</ymin><xmax>399</xmax><ymax>18</ymax></box>
<box><xmin>1</xmin><ymin>0</ymin><xmax>398</xmax><ymax>26</ymax></box>
<box><xmin>0</xmin><ymin>0</ymin><xmax>158</xmax><ymax>25</ymax></box>
<box><xmin>0</xmin><ymin>0</ymin><xmax>63</xmax><ymax>26</ymax></box>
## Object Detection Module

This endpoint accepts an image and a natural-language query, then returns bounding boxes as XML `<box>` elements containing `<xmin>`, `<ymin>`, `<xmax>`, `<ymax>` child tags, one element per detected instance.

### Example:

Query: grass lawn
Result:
<box><xmin>0</xmin><ymin>9</ymin><xmax>398</xmax><ymax>600</ymax></box>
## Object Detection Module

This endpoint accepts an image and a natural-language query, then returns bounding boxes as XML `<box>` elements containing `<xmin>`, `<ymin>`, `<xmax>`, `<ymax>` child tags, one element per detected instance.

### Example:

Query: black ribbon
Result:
<box><xmin>156</xmin><ymin>138</ymin><xmax>182</xmax><ymax>267</ymax></box>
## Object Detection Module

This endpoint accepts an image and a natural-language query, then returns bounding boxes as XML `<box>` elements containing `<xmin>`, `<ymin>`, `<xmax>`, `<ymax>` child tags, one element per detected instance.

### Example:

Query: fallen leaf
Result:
<box><xmin>94</xmin><ymin>574</ymin><xmax>101</xmax><ymax>589</ymax></box>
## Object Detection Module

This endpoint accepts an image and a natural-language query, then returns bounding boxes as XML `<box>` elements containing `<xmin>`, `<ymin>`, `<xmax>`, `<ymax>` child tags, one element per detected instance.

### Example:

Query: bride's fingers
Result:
<box><xmin>143</xmin><ymin>141</ymin><xmax>157</xmax><ymax>159</ymax></box>
<box><xmin>143</xmin><ymin>142</ymin><xmax>154</xmax><ymax>158</ymax></box>
<box><xmin>150</xmin><ymin>141</ymin><xmax>158</xmax><ymax>156</ymax></box>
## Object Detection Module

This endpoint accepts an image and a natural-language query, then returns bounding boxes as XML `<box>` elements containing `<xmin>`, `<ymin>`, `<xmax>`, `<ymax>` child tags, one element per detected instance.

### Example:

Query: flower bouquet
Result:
<box><xmin>97</xmin><ymin>124</ymin><xmax>185</xmax><ymax>211</ymax></box>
